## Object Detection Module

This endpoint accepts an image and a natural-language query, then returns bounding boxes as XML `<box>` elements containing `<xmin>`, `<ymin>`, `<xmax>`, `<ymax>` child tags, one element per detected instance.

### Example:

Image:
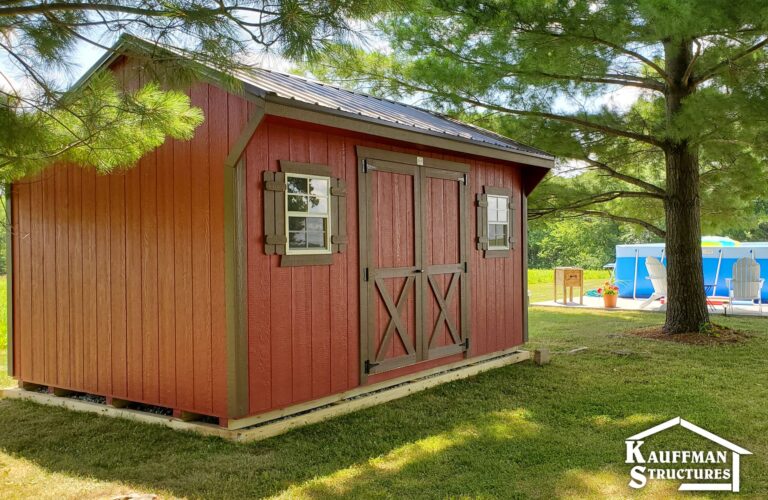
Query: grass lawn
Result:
<box><xmin>1</xmin><ymin>269</ymin><xmax>767</xmax><ymax>498</ymax></box>
<box><xmin>528</xmin><ymin>268</ymin><xmax>609</xmax><ymax>303</ymax></box>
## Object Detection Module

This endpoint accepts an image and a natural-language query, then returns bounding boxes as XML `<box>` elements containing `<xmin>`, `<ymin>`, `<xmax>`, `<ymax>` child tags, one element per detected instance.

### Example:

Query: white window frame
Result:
<box><xmin>285</xmin><ymin>173</ymin><xmax>332</xmax><ymax>255</ymax></box>
<box><xmin>487</xmin><ymin>194</ymin><xmax>510</xmax><ymax>251</ymax></box>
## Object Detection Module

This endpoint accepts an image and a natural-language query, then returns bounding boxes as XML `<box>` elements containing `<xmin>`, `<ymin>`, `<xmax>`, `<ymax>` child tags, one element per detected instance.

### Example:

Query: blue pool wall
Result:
<box><xmin>614</xmin><ymin>243</ymin><xmax>768</xmax><ymax>300</ymax></box>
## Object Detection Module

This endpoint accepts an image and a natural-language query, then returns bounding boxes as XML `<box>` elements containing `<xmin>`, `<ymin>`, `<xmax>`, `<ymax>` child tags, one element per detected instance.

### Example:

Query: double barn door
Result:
<box><xmin>359</xmin><ymin>150</ymin><xmax>470</xmax><ymax>377</ymax></box>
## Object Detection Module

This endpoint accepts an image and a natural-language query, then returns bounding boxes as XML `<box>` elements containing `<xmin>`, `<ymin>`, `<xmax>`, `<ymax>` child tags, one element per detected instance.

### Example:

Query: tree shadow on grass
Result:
<box><xmin>0</xmin><ymin>355</ymin><xmax>745</xmax><ymax>499</ymax></box>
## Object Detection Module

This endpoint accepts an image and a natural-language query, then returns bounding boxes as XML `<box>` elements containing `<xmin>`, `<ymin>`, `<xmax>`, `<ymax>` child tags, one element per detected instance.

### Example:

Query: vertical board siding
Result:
<box><xmin>81</xmin><ymin>168</ymin><xmax>98</xmax><ymax>394</ymax></box>
<box><xmin>190</xmin><ymin>83</ymin><xmax>213</xmax><ymax>413</ymax></box>
<box><xmin>209</xmin><ymin>87</ymin><xmax>231</xmax><ymax>417</ymax></box>
<box><xmin>244</xmin><ymin>118</ymin><xmax>525</xmax><ymax>415</ymax></box>
<box><xmin>10</xmin><ymin>81</ymin><xmax>241</xmax><ymax>418</ymax></box>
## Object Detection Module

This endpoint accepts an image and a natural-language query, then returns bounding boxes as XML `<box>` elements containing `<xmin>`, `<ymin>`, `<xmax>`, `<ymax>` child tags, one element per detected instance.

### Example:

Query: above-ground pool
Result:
<box><xmin>615</xmin><ymin>243</ymin><xmax>768</xmax><ymax>300</ymax></box>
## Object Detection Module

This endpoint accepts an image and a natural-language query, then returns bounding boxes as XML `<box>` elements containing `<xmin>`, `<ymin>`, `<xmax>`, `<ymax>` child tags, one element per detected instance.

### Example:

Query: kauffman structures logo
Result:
<box><xmin>626</xmin><ymin>417</ymin><xmax>752</xmax><ymax>492</ymax></box>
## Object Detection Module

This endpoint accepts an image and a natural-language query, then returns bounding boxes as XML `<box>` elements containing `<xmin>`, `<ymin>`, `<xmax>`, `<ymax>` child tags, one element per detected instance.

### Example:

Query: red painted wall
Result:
<box><xmin>244</xmin><ymin>116</ymin><xmax>525</xmax><ymax>415</ymax></box>
<box><xmin>10</xmin><ymin>76</ymin><xmax>252</xmax><ymax>418</ymax></box>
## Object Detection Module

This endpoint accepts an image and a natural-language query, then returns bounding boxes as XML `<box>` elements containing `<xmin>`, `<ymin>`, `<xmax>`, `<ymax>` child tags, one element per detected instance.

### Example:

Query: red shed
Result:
<box><xmin>6</xmin><ymin>37</ymin><xmax>553</xmax><ymax>429</ymax></box>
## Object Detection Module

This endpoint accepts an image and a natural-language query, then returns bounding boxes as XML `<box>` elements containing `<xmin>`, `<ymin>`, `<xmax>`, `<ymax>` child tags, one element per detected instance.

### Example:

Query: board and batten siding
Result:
<box><xmin>244</xmin><ymin>116</ymin><xmax>525</xmax><ymax>416</ymax></box>
<box><xmin>10</xmin><ymin>79</ymin><xmax>251</xmax><ymax>418</ymax></box>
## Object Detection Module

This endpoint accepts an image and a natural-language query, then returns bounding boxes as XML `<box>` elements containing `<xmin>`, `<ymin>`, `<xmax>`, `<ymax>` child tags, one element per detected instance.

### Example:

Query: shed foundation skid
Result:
<box><xmin>1</xmin><ymin>349</ymin><xmax>531</xmax><ymax>442</ymax></box>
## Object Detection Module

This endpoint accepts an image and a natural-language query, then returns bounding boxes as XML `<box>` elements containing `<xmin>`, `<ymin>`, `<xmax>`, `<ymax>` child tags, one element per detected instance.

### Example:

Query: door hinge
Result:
<box><xmin>364</xmin><ymin>267</ymin><xmax>370</xmax><ymax>281</ymax></box>
<box><xmin>462</xmin><ymin>338</ymin><xmax>470</xmax><ymax>350</ymax></box>
<box><xmin>364</xmin><ymin>360</ymin><xmax>379</xmax><ymax>373</ymax></box>
<box><xmin>463</xmin><ymin>261</ymin><xmax>469</xmax><ymax>273</ymax></box>
<box><xmin>460</xmin><ymin>173</ymin><xmax>469</xmax><ymax>185</ymax></box>
<box><xmin>363</xmin><ymin>160</ymin><xmax>376</xmax><ymax>173</ymax></box>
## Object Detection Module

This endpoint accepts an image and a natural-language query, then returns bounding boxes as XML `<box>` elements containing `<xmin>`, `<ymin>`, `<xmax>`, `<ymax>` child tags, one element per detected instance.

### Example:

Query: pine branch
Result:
<box><xmin>354</xmin><ymin>70</ymin><xmax>664</xmax><ymax>146</ymax></box>
<box><xmin>464</xmin><ymin>98</ymin><xmax>665</xmax><ymax>147</ymax></box>
<box><xmin>527</xmin><ymin>29</ymin><xmax>673</xmax><ymax>86</ymax></box>
<box><xmin>573</xmin><ymin>210</ymin><xmax>667</xmax><ymax>237</ymax></box>
<box><xmin>583</xmin><ymin>158</ymin><xmax>666</xmax><ymax>195</ymax></box>
<box><xmin>511</xmin><ymin>70</ymin><xmax>664</xmax><ymax>91</ymax></box>
<box><xmin>693</xmin><ymin>37</ymin><xmax>768</xmax><ymax>85</ymax></box>
<box><xmin>430</xmin><ymin>44</ymin><xmax>664</xmax><ymax>91</ymax></box>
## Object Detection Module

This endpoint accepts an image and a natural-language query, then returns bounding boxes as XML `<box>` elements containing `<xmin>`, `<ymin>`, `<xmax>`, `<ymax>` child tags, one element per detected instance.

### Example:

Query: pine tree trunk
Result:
<box><xmin>663</xmin><ymin>39</ymin><xmax>711</xmax><ymax>333</ymax></box>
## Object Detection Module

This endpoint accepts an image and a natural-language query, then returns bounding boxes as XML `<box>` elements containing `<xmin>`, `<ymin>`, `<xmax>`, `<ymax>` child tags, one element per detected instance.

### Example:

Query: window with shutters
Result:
<box><xmin>263</xmin><ymin>161</ymin><xmax>347</xmax><ymax>267</ymax></box>
<box><xmin>476</xmin><ymin>186</ymin><xmax>514</xmax><ymax>258</ymax></box>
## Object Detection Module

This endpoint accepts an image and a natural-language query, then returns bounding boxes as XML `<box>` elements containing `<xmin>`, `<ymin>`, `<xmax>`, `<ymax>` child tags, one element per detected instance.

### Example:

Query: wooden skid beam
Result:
<box><xmin>18</xmin><ymin>381</ymin><xmax>45</xmax><ymax>391</ymax></box>
<box><xmin>1</xmin><ymin>389</ymin><xmax>231</xmax><ymax>439</ymax></box>
<box><xmin>1</xmin><ymin>349</ymin><xmax>532</xmax><ymax>443</ymax></box>
<box><xmin>228</xmin><ymin>346</ymin><xmax>530</xmax><ymax>430</ymax></box>
<box><xmin>173</xmin><ymin>409</ymin><xmax>205</xmax><ymax>422</ymax></box>
<box><xmin>231</xmin><ymin>350</ymin><xmax>531</xmax><ymax>443</ymax></box>
<box><xmin>107</xmin><ymin>397</ymin><xmax>130</xmax><ymax>408</ymax></box>
<box><xmin>49</xmin><ymin>387</ymin><xmax>74</xmax><ymax>397</ymax></box>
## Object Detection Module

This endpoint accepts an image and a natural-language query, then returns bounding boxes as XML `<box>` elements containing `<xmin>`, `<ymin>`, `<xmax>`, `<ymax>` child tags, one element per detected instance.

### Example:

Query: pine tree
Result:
<box><xmin>0</xmin><ymin>0</ymin><xmax>399</xmax><ymax>179</ymax></box>
<box><xmin>308</xmin><ymin>0</ymin><xmax>768</xmax><ymax>333</ymax></box>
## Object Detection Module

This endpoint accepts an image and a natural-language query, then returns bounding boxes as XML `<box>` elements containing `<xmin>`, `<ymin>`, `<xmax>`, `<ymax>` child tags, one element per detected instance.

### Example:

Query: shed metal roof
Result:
<box><xmin>78</xmin><ymin>35</ymin><xmax>554</xmax><ymax>167</ymax></box>
<box><xmin>233</xmin><ymin>67</ymin><xmax>552</xmax><ymax>160</ymax></box>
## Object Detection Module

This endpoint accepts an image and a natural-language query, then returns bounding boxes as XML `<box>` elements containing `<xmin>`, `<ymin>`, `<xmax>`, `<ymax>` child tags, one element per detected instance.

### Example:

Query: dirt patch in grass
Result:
<box><xmin>627</xmin><ymin>324</ymin><xmax>750</xmax><ymax>345</ymax></box>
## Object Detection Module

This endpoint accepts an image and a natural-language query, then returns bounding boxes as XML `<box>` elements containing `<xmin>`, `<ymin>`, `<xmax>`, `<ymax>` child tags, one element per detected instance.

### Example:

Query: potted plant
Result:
<box><xmin>598</xmin><ymin>280</ymin><xmax>620</xmax><ymax>308</ymax></box>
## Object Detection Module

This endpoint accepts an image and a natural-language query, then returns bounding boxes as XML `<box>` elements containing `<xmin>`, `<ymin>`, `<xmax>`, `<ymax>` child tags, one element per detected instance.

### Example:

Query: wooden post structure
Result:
<box><xmin>554</xmin><ymin>267</ymin><xmax>584</xmax><ymax>305</ymax></box>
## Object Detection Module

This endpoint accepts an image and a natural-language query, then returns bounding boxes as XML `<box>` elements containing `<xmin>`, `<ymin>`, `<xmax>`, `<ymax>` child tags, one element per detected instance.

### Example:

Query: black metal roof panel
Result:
<box><xmin>235</xmin><ymin>67</ymin><xmax>552</xmax><ymax>159</ymax></box>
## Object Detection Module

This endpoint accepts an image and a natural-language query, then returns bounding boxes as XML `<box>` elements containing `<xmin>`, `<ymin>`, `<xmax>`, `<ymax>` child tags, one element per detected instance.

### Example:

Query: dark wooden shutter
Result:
<box><xmin>508</xmin><ymin>195</ymin><xmax>517</xmax><ymax>250</ymax></box>
<box><xmin>263</xmin><ymin>171</ymin><xmax>287</xmax><ymax>255</ymax></box>
<box><xmin>330</xmin><ymin>178</ymin><xmax>347</xmax><ymax>253</ymax></box>
<box><xmin>476</xmin><ymin>192</ymin><xmax>489</xmax><ymax>251</ymax></box>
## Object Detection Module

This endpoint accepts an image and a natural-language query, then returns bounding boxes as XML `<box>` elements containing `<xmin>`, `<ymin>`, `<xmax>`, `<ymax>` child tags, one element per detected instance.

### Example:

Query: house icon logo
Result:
<box><xmin>626</xmin><ymin>417</ymin><xmax>752</xmax><ymax>492</ymax></box>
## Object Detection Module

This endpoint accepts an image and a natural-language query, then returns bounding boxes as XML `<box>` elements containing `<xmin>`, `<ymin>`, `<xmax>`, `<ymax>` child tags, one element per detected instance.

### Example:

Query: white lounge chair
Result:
<box><xmin>640</xmin><ymin>256</ymin><xmax>667</xmax><ymax>310</ymax></box>
<box><xmin>726</xmin><ymin>258</ymin><xmax>764</xmax><ymax>315</ymax></box>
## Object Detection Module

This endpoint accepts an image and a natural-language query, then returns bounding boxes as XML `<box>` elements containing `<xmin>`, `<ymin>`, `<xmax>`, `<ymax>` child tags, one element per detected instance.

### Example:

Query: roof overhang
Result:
<box><xmin>72</xmin><ymin>35</ymin><xmax>555</xmax><ymax>181</ymax></box>
<box><xmin>262</xmin><ymin>95</ymin><xmax>553</xmax><ymax>169</ymax></box>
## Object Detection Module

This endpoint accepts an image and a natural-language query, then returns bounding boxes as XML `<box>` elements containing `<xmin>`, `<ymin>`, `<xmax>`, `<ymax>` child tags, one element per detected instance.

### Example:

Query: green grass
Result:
<box><xmin>0</xmin><ymin>307</ymin><xmax>766</xmax><ymax>498</ymax></box>
<box><xmin>527</xmin><ymin>269</ymin><xmax>610</xmax><ymax>304</ymax></box>
<box><xmin>527</xmin><ymin>268</ymin><xmax>610</xmax><ymax>285</ymax></box>
<box><xmin>0</xmin><ymin>271</ymin><xmax>765</xmax><ymax>497</ymax></box>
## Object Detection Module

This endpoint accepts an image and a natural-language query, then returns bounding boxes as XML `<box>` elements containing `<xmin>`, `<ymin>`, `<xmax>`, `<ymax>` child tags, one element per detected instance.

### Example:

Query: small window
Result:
<box><xmin>285</xmin><ymin>174</ymin><xmax>331</xmax><ymax>254</ymax></box>
<box><xmin>476</xmin><ymin>186</ymin><xmax>514</xmax><ymax>258</ymax></box>
<box><xmin>487</xmin><ymin>195</ymin><xmax>510</xmax><ymax>250</ymax></box>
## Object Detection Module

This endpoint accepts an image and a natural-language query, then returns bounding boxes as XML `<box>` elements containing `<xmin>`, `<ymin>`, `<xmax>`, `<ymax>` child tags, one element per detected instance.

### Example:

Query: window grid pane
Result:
<box><xmin>286</xmin><ymin>174</ymin><xmax>331</xmax><ymax>254</ymax></box>
<box><xmin>487</xmin><ymin>194</ymin><xmax>509</xmax><ymax>250</ymax></box>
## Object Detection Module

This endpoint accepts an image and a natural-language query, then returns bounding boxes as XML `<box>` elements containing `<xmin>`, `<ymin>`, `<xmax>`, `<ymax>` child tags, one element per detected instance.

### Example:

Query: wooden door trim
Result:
<box><xmin>357</xmin><ymin>156</ymin><xmax>370</xmax><ymax>384</ymax></box>
<box><xmin>358</xmin><ymin>150</ymin><xmax>472</xmax><ymax>382</ymax></box>
<box><xmin>356</xmin><ymin>146</ymin><xmax>470</xmax><ymax>173</ymax></box>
